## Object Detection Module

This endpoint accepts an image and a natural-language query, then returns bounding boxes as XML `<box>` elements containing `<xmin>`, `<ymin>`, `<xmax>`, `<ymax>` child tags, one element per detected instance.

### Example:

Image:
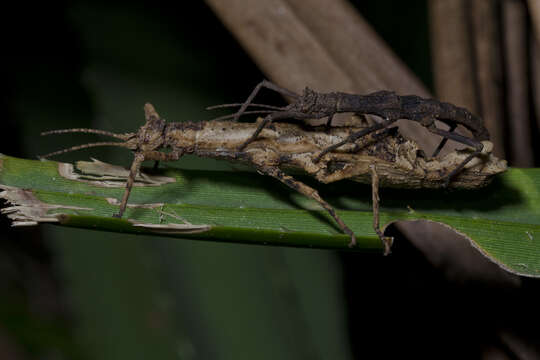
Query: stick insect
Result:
<box><xmin>208</xmin><ymin>80</ymin><xmax>491</xmax><ymax>186</ymax></box>
<box><xmin>40</xmin><ymin>104</ymin><xmax>506</xmax><ymax>254</ymax></box>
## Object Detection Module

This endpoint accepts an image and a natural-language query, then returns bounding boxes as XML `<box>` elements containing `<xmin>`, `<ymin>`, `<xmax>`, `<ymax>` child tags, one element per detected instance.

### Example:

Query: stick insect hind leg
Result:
<box><xmin>313</xmin><ymin>152</ymin><xmax>395</xmax><ymax>254</ymax></box>
<box><xmin>431</xmin><ymin>123</ymin><xmax>457</xmax><ymax>158</ymax></box>
<box><xmin>427</xmin><ymin>125</ymin><xmax>484</xmax><ymax>186</ymax></box>
<box><xmin>369</xmin><ymin>164</ymin><xmax>394</xmax><ymax>255</ymax></box>
<box><xmin>252</xmin><ymin>161</ymin><xmax>357</xmax><ymax>247</ymax></box>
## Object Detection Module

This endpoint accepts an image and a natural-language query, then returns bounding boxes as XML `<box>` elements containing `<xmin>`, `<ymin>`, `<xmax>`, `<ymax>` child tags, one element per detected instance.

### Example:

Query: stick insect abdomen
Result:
<box><xmin>441</xmin><ymin>102</ymin><xmax>490</xmax><ymax>141</ymax></box>
<box><xmin>399</xmin><ymin>95</ymin><xmax>490</xmax><ymax>141</ymax></box>
<box><xmin>335</xmin><ymin>91</ymin><xmax>402</xmax><ymax>120</ymax></box>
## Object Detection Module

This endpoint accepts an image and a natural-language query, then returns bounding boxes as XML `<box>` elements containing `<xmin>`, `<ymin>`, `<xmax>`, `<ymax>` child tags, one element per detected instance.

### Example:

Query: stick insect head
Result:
<box><xmin>132</xmin><ymin>103</ymin><xmax>167</xmax><ymax>152</ymax></box>
<box><xmin>39</xmin><ymin>103</ymin><xmax>166</xmax><ymax>159</ymax></box>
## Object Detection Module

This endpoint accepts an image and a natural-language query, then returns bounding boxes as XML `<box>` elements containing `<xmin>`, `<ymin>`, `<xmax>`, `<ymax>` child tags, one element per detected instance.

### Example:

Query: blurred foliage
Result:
<box><xmin>352</xmin><ymin>0</ymin><xmax>433</xmax><ymax>89</ymax></box>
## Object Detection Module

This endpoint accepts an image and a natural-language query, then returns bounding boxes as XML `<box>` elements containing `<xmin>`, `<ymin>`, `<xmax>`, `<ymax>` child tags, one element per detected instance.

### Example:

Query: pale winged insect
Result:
<box><xmin>208</xmin><ymin>80</ymin><xmax>491</xmax><ymax>185</ymax></box>
<box><xmin>41</xmin><ymin>103</ymin><xmax>506</xmax><ymax>254</ymax></box>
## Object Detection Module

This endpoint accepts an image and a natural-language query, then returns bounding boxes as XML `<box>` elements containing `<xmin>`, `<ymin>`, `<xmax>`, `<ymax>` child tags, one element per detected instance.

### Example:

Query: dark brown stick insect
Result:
<box><xmin>207</xmin><ymin>80</ymin><xmax>491</xmax><ymax>186</ymax></box>
<box><xmin>40</xmin><ymin>104</ymin><xmax>506</xmax><ymax>254</ymax></box>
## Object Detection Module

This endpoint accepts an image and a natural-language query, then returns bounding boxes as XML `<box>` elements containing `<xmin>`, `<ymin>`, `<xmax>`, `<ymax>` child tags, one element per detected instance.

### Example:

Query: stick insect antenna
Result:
<box><xmin>209</xmin><ymin>110</ymin><xmax>276</xmax><ymax>122</ymax></box>
<box><xmin>39</xmin><ymin>141</ymin><xmax>130</xmax><ymax>159</ymax></box>
<box><xmin>41</xmin><ymin>128</ymin><xmax>131</xmax><ymax>140</ymax></box>
<box><xmin>206</xmin><ymin>103</ymin><xmax>284</xmax><ymax>111</ymax></box>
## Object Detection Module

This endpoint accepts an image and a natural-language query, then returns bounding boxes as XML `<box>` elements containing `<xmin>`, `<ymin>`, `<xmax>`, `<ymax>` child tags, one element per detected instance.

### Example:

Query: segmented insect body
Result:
<box><xmin>208</xmin><ymin>80</ymin><xmax>491</xmax><ymax>184</ymax></box>
<box><xmin>42</xmin><ymin>104</ymin><xmax>506</xmax><ymax>254</ymax></box>
<box><xmin>326</xmin><ymin>90</ymin><xmax>489</xmax><ymax>140</ymax></box>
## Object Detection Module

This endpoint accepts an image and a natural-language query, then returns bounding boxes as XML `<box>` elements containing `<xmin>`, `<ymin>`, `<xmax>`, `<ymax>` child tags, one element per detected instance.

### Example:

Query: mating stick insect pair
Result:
<box><xmin>209</xmin><ymin>80</ymin><xmax>490</xmax><ymax>185</ymax></box>
<box><xmin>40</xmin><ymin>82</ymin><xmax>505</xmax><ymax>254</ymax></box>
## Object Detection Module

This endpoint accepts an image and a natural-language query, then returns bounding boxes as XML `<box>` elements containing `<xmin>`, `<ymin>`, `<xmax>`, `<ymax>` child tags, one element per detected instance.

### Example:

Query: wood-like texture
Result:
<box><xmin>503</xmin><ymin>0</ymin><xmax>534</xmax><ymax>166</ymax></box>
<box><xmin>528</xmin><ymin>0</ymin><xmax>540</xmax><ymax>133</ymax></box>
<box><xmin>528</xmin><ymin>0</ymin><xmax>540</xmax><ymax>41</ymax></box>
<box><xmin>429</xmin><ymin>0</ymin><xmax>509</xmax><ymax>159</ymax></box>
<box><xmin>471</xmin><ymin>0</ymin><xmax>505</xmax><ymax>158</ymax></box>
<box><xmin>429</xmin><ymin>0</ymin><xmax>478</xmax><ymax>113</ymax></box>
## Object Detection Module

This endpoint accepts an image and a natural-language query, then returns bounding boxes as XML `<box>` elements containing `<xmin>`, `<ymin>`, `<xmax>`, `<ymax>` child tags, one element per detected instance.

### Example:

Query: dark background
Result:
<box><xmin>1</xmin><ymin>1</ymin><xmax>539</xmax><ymax>359</ymax></box>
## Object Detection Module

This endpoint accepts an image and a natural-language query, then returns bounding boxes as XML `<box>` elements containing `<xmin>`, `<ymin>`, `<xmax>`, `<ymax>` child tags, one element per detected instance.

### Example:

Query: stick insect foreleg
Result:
<box><xmin>234</xmin><ymin>80</ymin><xmax>301</xmax><ymax>122</ymax></box>
<box><xmin>114</xmin><ymin>150</ymin><xmax>182</xmax><ymax>218</ymax></box>
<box><xmin>253</xmin><ymin>163</ymin><xmax>357</xmax><ymax>247</ymax></box>
<box><xmin>114</xmin><ymin>152</ymin><xmax>145</xmax><ymax>218</ymax></box>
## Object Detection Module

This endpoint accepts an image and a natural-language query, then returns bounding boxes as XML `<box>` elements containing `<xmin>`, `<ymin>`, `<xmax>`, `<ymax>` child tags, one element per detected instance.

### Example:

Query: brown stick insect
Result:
<box><xmin>40</xmin><ymin>104</ymin><xmax>506</xmax><ymax>254</ymax></box>
<box><xmin>208</xmin><ymin>80</ymin><xmax>491</xmax><ymax>185</ymax></box>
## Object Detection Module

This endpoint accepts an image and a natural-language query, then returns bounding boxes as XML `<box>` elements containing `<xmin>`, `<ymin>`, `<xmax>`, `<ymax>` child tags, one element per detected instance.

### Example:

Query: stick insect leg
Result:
<box><xmin>255</xmin><ymin>163</ymin><xmax>357</xmax><ymax>247</ymax></box>
<box><xmin>114</xmin><ymin>152</ymin><xmax>145</xmax><ymax>218</ymax></box>
<box><xmin>234</xmin><ymin>80</ymin><xmax>301</xmax><ymax>122</ymax></box>
<box><xmin>315</xmin><ymin>118</ymin><xmax>397</xmax><ymax>162</ymax></box>
<box><xmin>431</xmin><ymin>123</ymin><xmax>457</xmax><ymax>158</ymax></box>
<box><xmin>313</xmin><ymin>128</ymin><xmax>399</xmax><ymax>184</ymax></box>
<box><xmin>428</xmin><ymin>126</ymin><xmax>484</xmax><ymax>186</ymax></box>
<box><xmin>238</xmin><ymin>111</ymin><xmax>295</xmax><ymax>151</ymax></box>
<box><xmin>114</xmin><ymin>150</ymin><xmax>182</xmax><ymax>218</ymax></box>
<box><xmin>325</xmin><ymin>114</ymin><xmax>335</xmax><ymax>130</ymax></box>
<box><xmin>370</xmin><ymin>164</ymin><xmax>394</xmax><ymax>255</ymax></box>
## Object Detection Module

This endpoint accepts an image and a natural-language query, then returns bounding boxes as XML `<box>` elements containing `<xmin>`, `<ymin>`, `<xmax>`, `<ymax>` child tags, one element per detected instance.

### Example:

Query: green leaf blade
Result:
<box><xmin>1</xmin><ymin>154</ymin><xmax>539</xmax><ymax>277</ymax></box>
